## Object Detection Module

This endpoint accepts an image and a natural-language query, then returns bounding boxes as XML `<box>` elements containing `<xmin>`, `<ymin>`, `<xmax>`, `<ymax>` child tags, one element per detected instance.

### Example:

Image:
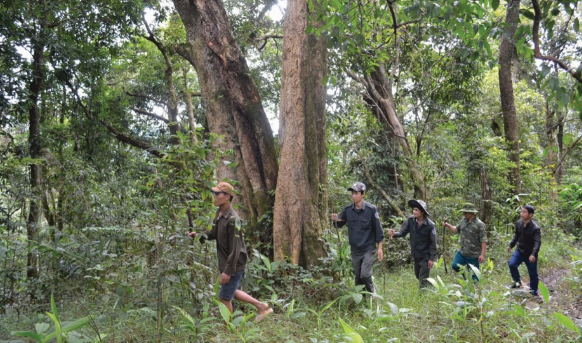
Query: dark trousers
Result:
<box><xmin>352</xmin><ymin>250</ymin><xmax>376</xmax><ymax>294</ymax></box>
<box><xmin>414</xmin><ymin>257</ymin><xmax>431</xmax><ymax>288</ymax></box>
<box><xmin>508</xmin><ymin>250</ymin><xmax>539</xmax><ymax>292</ymax></box>
<box><xmin>452</xmin><ymin>251</ymin><xmax>480</xmax><ymax>281</ymax></box>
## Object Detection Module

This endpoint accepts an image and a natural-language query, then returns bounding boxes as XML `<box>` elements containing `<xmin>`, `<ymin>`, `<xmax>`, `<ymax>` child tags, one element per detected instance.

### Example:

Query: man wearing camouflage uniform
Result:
<box><xmin>443</xmin><ymin>203</ymin><xmax>488</xmax><ymax>281</ymax></box>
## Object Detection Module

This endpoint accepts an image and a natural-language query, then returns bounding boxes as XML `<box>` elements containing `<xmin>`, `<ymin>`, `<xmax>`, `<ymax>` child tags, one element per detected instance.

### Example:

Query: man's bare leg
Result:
<box><xmin>234</xmin><ymin>290</ymin><xmax>272</xmax><ymax>321</ymax></box>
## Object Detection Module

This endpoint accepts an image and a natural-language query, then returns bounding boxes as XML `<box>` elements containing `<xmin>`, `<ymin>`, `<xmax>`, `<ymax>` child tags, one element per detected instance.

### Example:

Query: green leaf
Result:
<box><xmin>216</xmin><ymin>301</ymin><xmax>232</xmax><ymax>323</ymax></box>
<box><xmin>50</xmin><ymin>294</ymin><xmax>59</xmax><ymax>320</ymax></box>
<box><xmin>491</xmin><ymin>0</ymin><xmax>500</xmax><ymax>11</ymax></box>
<box><xmin>538</xmin><ymin>282</ymin><xmax>550</xmax><ymax>303</ymax></box>
<box><xmin>338</xmin><ymin>318</ymin><xmax>363</xmax><ymax>343</ymax></box>
<box><xmin>574</xmin><ymin>18</ymin><xmax>580</xmax><ymax>33</ymax></box>
<box><xmin>320</xmin><ymin>298</ymin><xmax>338</xmax><ymax>314</ymax></box>
<box><xmin>520</xmin><ymin>9</ymin><xmax>535</xmax><ymax>20</ymax></box>
<box><xmin>468</xmin><ymin>263</ymin><xmax>481</xmax><ymax>279</ymax></box>
<box><xmin>549</xmin><ymin>76</ymin><xmax>559</xmax><ymax>91</ymax></box>
<box><xmin>514</xmin><ymin>304</ymin><xmax>526</xmax><ymax>316</ymax></box>
<box><xmin>11</xmin><ymin>331</ymin><xmax>43</xmax><ymax>343</ymax></box>
<box><xmin>387</xmin><ymin>302</ymin><xmax>399</xmax><ymax>315</ymax></box>
<box><xmin>35</xmin><ymin>323</ymin><xmax>50</xmax><ymax>334</ymax></box>
<box><xmin>60</xmin><ymin>317</ymin><xmax>90</xmax><ymax>333</ymax></box>
<box><xmin>551</xmin><ymin>8</ymin><xmax>560</xmax><ymax>16</ymax></box>
<box><xmin>553</xmin><ymin>312</ymin><xmax>581</xmax><ymax>333</ymax></box>
<box><xmin>539</xmin><ymin>64</ymin><xmax>551</xmax><ymax>80</ymax></box>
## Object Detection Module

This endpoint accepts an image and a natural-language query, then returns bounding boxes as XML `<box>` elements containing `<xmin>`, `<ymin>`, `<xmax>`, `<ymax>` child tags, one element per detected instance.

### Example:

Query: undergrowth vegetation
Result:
<box><xmin>1</xmin><ymin>219</ymin><xmax>581</xmax><ymax>342</ymax></box>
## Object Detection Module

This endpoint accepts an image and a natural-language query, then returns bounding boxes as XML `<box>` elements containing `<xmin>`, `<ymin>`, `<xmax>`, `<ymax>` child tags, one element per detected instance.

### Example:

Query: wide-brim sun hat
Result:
<box><xmin>459</xmin><ymin>203</ymin><xmax>479</xmax><ymax>213</ymax></box>
<box><xmin>408</xmin><ymin>199</ymin><xmax>430</xmax><ymax>216</ymax></box>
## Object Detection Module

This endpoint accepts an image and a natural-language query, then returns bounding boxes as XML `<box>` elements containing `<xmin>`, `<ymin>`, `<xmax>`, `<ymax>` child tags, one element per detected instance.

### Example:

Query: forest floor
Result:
<box><xmin>1</xmin><ymin>239</ymin><xmax>581</xmax><ymax>342</ymax></box>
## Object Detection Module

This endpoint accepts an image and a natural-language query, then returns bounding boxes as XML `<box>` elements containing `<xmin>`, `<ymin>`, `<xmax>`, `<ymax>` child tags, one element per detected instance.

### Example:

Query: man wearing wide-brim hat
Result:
<box><xmin>389</xmin><ymin>199</ymin><xmax>437</xmax><ymax>288</ymax></box>
<box><xmin>443</xmin><ymin>203</ymin><xmax>488</xmax><ymax>281</ymax></box>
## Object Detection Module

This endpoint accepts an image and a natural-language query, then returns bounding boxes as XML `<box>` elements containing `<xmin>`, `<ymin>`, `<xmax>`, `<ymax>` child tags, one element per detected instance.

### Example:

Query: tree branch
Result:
<box><xmin>65</xmin><ymin>77</ymin><xmax>166</xmax><ymax>159</ymax></box>
<box><xmin>124</xmin><ymin>89</ymin><xmax>168</xmax><ymax>107</ymax></box>
<box><xmin>254</xmin><ymin>34</ymin><xmax>284</xmax><ymax>51</ymax></box>
<box><xmin>531</xmin><ymin>0</ymin><xmax>582</xmax><ymax>84</ymax></box>
<box><xmin>103</xmin><ymin>123</ymin><xmax>166</xmax><ymax>158</ymax></box>
<box><xmin>553</xmin><ymin>134</ymin><xmax>582</xmax><ymax>174</ymax></box>
<box><xmin>132</xmin><ymin>107</ymin><xmax>170</xmax><ymax>124</ymax></box>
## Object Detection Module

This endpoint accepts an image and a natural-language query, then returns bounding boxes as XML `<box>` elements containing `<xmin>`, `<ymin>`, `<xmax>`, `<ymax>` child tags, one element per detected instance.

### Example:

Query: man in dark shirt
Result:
<box><xmin>507</xmin><ymin>204</ymin><xmax>542</xmax><ymax>296</ymax></box>
<box><xmin>389</xmin><ymin>199</ymin><xmax>437</xmax><ymax>288</ymax></box>
<box><xmin>189</xmin><ymin>182</ymin><xmax>272</xmax><ymax>322</ymax></box>
<box><xmin>332</xmin><ymin>182</ymin><xmax>384</xmax><ymax>297</ymax></box>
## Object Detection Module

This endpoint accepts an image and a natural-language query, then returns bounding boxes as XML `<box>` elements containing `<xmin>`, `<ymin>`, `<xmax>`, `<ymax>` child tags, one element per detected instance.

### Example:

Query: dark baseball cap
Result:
<box><xmin>348</xmin><ymin>182</ymin><xmax>366</xmax><ymax>192</ymax></box>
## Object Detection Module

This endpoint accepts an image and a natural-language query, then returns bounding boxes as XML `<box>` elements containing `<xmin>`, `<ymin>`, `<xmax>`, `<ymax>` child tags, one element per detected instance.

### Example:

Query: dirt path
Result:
<box><xmin>524</xmin><ymin>267</ymin><xmax>582</xmax><ymax>323</ymax></box>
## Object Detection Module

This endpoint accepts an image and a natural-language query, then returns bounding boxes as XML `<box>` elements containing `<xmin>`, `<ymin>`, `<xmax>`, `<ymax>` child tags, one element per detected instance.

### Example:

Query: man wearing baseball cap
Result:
<box><xmin>331</xmin><ymin>182</ymin><xmax>384</xmax><ymax>297</ymax></box>
<box><xmin>188</xmin><ymin>182</ymin><xmax>272</xmax><ymax>322</ymax></box>
<box><xmin>443</xmin><ymin>203</ymin><xmax>488</xmax><ymax>281</ymax></box>
<box><xmin>389</xmin><ymin>199</ymin><xmax>437</xmax><ymax>288</ymax></box>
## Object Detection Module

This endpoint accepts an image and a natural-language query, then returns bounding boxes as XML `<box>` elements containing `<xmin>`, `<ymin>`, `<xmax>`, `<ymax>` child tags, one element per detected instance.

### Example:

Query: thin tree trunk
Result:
<box><xmin>498</xmin><ymin>0</ymin><xmax>521</xmax><ymax>195</ymax></box>
<box><xmin>26</xmin><ymin>0</ymin><xmax>47</xmax><ymax>281</ymax></box>
<box><xmin>545</xmin><ymin>97</ymin><xmax>559</xmax><ymax>197</ymax></box>
<box><xmin>556</xmin><ymin>112</ymin><xmax>564</xmax><ymax>183</ymax></box>
<box><xmin>349</xmin><ymin>69</ymin><xmax>426</xmax><ymax>200</ymax></box>
<box><xmin>172</xmin><ymin>0</ymin><xmax>278</xmax><ymax>250</ymax></box>
<box><xmin>481</xmin><ymin>170</ymin><xmax>493</xmax><ymax>237</ymax></box>
<box><xmin>182</xmin><ymin>66</ymin><xmax>198</xmax><ymax>144</ymax></box>
<box><xmin>273</xmin><ymin>0</ymin><xmax>327</xmax><ymax>267</ymax></box>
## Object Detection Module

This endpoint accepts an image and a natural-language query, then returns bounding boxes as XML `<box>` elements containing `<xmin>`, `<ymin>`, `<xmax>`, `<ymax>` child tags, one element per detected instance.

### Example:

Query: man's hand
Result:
<box><xmin>220</xmin><ymin>272</ymin><xmax>231</xmax><ymax>285</ymax></box>
<box><xmin>331</xmin><ymin>213</ymin><xmax>338</xmax><ymax>221</ymax></box>
<box><xmin>507</xmin><ymin>247</ymin><xmax>512</xmax><ymax>253</ymax></box>
<box><xmin>378</xmin><ymin>247</ymin><xmax>383</xmax><ymax>262</ymax></box>
<box><xmin>188</xmin><ymin>231</ymin><xmax>198</xmax><ymax>238</ymax></box>
<box><xmin>478</xmin><ymin>254</ymin><xmax>485</xmax><ymax>263</ymax></box>
<box><xmin>388</xmin><ymin>229</ymin><xmax>395</xmax><ymax>238</ymax></box>
<box><xmin>529</xmin><ymin>255</ymin><xmax>536</xmax><ymax>263</ymax></box>
<box><xmin>428</xmin><ymin>260</ymin><xmax>434</xmax><ymax>269</ymax></box>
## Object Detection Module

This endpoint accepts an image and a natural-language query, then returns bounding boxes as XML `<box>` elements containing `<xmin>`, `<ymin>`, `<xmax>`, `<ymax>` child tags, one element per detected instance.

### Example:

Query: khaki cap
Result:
<box><xmin>212</xmin><ymin>182</ymin><xmax>235</xmax><ymax>196</ymax></box>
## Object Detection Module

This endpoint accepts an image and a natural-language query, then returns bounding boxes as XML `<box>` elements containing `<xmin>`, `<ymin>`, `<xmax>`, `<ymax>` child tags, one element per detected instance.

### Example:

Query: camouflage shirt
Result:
<box><xmin>456</xmin><ymin>217</ymin><xmax>488</xmax><ymax>258</ymax></box>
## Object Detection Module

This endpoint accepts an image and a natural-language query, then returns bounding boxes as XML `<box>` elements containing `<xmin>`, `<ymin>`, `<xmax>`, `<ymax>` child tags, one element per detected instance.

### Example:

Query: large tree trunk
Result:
<box><xmin>172</xmin><ymin>0</ymin><xmax>278</xmax><ymax>248</ymax></box>
<box><xmin>273</xmin><ymin>0</ymin><xmax>327</xmax><ymax>267</ymax></box>
<box><xmin>498</xmin><ymin>0</ymin><xmax>521</xmax><ymax>195</ymax></box>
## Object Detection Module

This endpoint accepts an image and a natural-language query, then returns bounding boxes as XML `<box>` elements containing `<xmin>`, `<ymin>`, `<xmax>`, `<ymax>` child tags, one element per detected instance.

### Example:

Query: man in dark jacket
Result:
<box><xmin>507</xmin><ymin>204</ymin><xmax>542</xmax><ymax>296</ymax></box>
<box><xmin>332</xmin><ymin>182</ymin><xmax>384</xmax><ymax>296</ymax></box>
<box><xmin>188</xmin><ymin>182</ymin><xmax>272</xmax><ymax>322</ymax></box>
<box><xmin>389</xmin><ymin>199</ymin><xmax>437</xmax><ymax>288</ymax></box>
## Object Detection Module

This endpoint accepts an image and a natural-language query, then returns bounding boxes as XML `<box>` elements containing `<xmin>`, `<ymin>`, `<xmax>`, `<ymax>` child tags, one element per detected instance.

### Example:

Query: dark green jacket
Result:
<box><xmin>206</xmin><ymin>206</ymin><xmax>247</xmax><ymax>276</ymax></box>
